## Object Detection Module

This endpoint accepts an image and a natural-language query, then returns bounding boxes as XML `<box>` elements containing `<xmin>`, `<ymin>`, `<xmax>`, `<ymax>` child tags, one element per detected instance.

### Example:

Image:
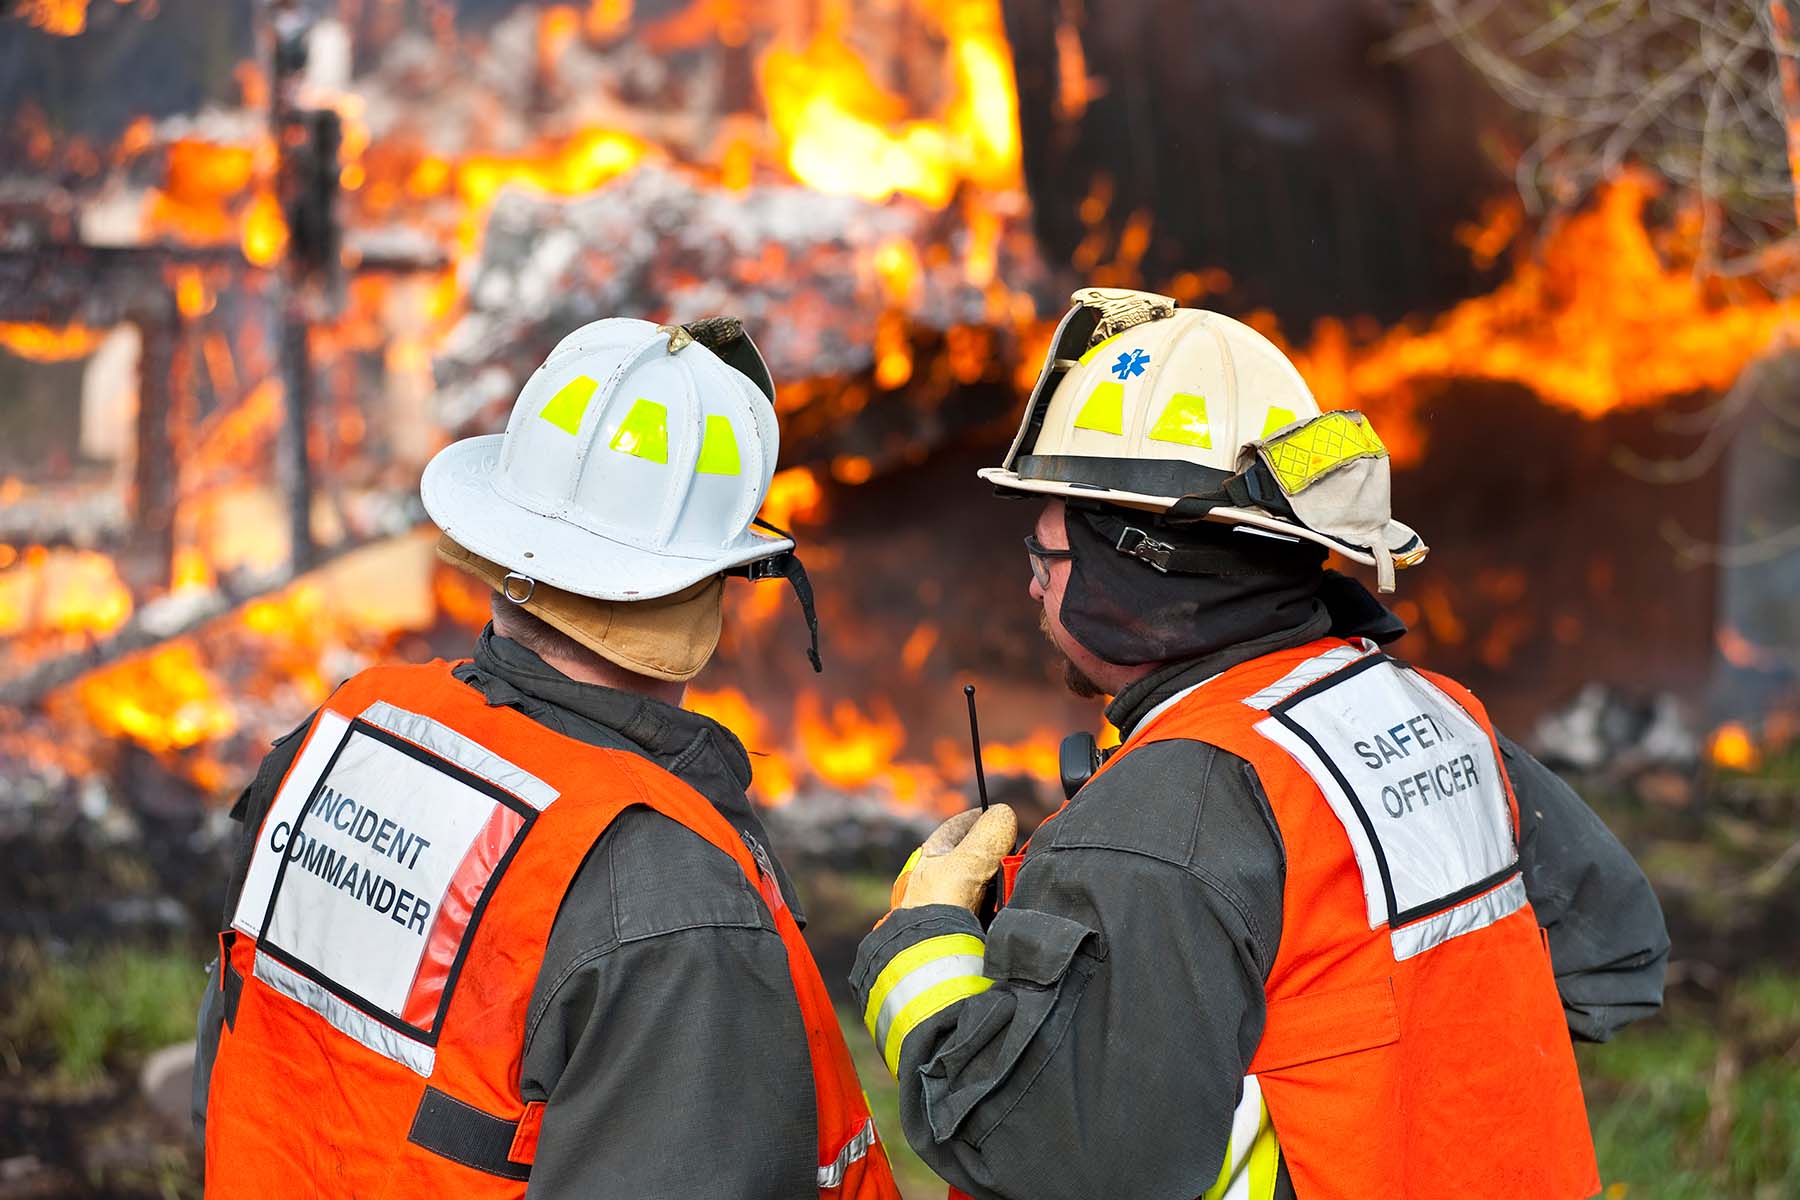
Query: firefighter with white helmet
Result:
<box><xmin>855</xmin><ymin>289</ymin><xmax>1668</xmax><ymax>1199</ymax></box>
<box><xmin>198</xmin><ymin>317</ymin><xmax>898</xmax><ymax>1198</ymax></box>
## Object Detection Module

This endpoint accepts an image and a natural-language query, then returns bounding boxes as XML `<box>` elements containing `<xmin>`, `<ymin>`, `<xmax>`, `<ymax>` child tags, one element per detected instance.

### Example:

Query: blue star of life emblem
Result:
<box><xmin>1112</xmin><ymin>348</ymin><xmax>1150</xmax><ymax>380</ymax></box>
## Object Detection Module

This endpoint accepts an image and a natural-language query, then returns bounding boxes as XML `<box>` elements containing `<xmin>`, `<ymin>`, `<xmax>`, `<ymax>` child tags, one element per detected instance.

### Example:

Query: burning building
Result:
<box><xmin>1</xmin><ymin>0</ymin><xmax>1789</xmax><ymax>825</ymax></box>
<box><xmin>3</xmin><ymin>0</ymin><xmax>1800</xmax><ymax>1195</ymax></box>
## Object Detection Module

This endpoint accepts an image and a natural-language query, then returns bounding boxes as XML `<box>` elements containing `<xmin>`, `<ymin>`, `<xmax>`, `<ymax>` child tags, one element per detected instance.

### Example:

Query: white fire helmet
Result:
<box><xmin>422</xmin><ymin>316</ymin><xmax>821</xmax><ymax>663</ymax></box>
<box><xmin>979</xmin><ymin>289</ymin><xmax>1428</xmax><ymax>591</ymax></box>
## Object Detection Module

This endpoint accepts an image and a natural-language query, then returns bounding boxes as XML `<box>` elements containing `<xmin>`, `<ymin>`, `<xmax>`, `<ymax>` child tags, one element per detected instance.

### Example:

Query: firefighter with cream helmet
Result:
<box><xmin>854</xmin><ymin>290</ymin><xmax>1669</xmax><ymax>1200</ymax></box>
<box><xmin>980</xmin><ymin>289</ymin><xmax>1427</xmax><ymax>592</ymax></box>
<box><xmin>198</xmin><ymin>317</ymin><xmax>898</xmax><ymax>1198</ymax></box>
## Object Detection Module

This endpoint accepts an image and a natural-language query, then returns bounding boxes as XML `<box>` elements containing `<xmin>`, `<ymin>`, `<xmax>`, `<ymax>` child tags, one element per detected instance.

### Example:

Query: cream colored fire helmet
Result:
<box><xmin>422</xmin><ymin>316</ymin><xmax>821</xmax><ymax>667</ymax></box>
<box><xmin>979</xmin><ymin>289</ymin><xmax>1427</xmax><ymax>592</ymax></box>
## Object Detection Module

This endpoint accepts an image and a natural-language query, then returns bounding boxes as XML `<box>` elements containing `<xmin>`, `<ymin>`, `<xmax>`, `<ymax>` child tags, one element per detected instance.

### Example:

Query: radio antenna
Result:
<box><xmin>963</xmin><ymin>683</ymin><xmax>991</xmax><ymax>811</ymax></box>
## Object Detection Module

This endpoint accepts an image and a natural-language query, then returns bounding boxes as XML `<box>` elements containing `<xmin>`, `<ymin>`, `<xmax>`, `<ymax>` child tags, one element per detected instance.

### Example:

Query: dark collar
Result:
<box><xmin>1104</xmin><ymin>611</ymin><xmax>1332</xmax><ymax>739</ymax></box>
<box><xmin>1102</xmin><ymin>570</ymin><xmax>1408</xmax><ymax>738</ymax></box>
<box><xmin>463</xmin><ymin>626</ymin><xmax>753</xmax><ymax>792</ymax></box>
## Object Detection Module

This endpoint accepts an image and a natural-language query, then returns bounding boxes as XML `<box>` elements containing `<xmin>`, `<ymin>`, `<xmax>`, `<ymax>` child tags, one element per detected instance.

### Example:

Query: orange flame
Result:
<box><xmin>1709</xmin><ymin>722</ymin><xmax>1760</xmax><ymax>772</ymax></box>
<box><xmin>1291</xmin><ymin>175</ymin><xmax>1800</xmax><ymax>461</ymax></box>
<box><xmin>16</xmin><ymin>0</ymin><xmax>99</xmax><ymax>36</ymax></box>
<box><xmin>0</xmin><ymin>321</ymin><xmax>108</xmax><ymax>362</ymax></box>
<box><xmin>759</xmin><ymin>466</ymin><xmax>828</xmax><ymax>530</ymax></box>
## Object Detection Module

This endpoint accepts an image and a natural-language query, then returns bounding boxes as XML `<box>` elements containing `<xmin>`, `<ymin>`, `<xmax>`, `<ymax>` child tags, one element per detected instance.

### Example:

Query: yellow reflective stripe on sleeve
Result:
<box><xmin>609</xmin><ymin>398</ymin><xmax>669</xmax><ymax>463</ymax></box>
<box><xmin>881</xmin><ymin>974</ymin><xmax>992</xmax><ymax>1075</ymax></box>
<box><xmin>696</xmin><ymin>415</ymin><xmax>742</xmax><ymax>475</ymax></box>
<box><xmin>862</xmin><ymin>933</ymin><xmax>987</xmax><ymax>1073</ymax></box>
<box><xmin>1073</xmin><ymin>381</ymin><xmax>1125</xmax><ymax>434</ymax></box>
<box><xmin>863</xmin><ymin>933</ymin><xmax>984</xmax><ymax>1037</ymax></box>
<box><xmin>1147</xmin><ymin>391</ymin><xmax>1213</xmax><ymax>449</ymax></box>
<box><xmin>539</xmin><ymin>375</ymin><xmax>598</xmax><ymax>435</ymax></box>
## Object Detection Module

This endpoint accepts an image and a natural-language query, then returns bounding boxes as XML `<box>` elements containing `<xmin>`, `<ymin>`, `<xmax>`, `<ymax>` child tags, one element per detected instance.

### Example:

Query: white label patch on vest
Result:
<box><xmin>1252</xmin><ymin>656</ymin><xmax>1522</xmax><ymax>960</ymax></box>
<box><xmin>236</xmin><ymin>707</ymin><xmax>547</xmax><ymax>1046</ymax></box>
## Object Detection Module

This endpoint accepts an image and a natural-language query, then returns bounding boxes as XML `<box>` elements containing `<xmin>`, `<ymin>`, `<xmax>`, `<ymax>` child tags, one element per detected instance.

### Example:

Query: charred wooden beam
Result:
<box><xmin>276</xmin><ymin>311</ymin><xmax>318</xmax><ymax>572</ymax></box>
<box><xmin>130</xmin><ymin>305</ymin><xmax>179</xmax><ymax>591</ymax></box>
<box><xmin>0</xmin><ymin>245</ymin><xmax>244</xmax><ymax>327</ymax></box>
<box><xmin>0</xmin><ymin>530</ymin><xmax>391</xmax><ymax>710</ymax></box>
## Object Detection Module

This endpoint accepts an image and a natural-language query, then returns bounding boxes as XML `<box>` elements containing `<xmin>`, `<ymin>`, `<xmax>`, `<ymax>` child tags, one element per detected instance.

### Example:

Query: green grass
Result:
<box><xmin>1581</xmin><ymin>970</ymin><xmax>1800</xmax><ymax>1200</ymax></box>
<box><xmin>1</xmin><ymin>941</ymin><xmax>208</xmax><ymax>1087</ymax></box>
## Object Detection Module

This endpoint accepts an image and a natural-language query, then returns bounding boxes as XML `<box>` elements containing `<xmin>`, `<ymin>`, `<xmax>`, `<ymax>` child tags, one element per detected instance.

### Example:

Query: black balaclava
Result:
<box><xmin>1058</xmin><ymin>505</ymin><xmax>1332</xmax><ymax>666</ymax></box>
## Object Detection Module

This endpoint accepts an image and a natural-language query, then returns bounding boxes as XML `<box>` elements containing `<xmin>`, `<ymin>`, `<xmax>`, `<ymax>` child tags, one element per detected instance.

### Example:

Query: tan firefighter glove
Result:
<box><xmin>889</xmin><ymin>805</ymin><xmax>1018</xmax><ymax>913</ymax></box>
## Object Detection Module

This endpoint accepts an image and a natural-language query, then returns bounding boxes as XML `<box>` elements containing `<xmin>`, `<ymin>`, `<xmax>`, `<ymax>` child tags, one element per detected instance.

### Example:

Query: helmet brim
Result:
<box><xmin>976</xmin><ymin>466</ymin><xmax>1425</xmax><ymax>570</ymax></box>
<box><xmin>423</xmin><ymin>435</ymin><xmax>793</xmax><ymax>601</ymax></box>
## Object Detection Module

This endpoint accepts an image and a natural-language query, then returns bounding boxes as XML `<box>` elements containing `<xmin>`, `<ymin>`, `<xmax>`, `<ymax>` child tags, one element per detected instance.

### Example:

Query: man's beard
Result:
<box><xmin>1040</xmin><ymin>610</ymin><xmax>1106</xmax><ymax>699</ymax></box>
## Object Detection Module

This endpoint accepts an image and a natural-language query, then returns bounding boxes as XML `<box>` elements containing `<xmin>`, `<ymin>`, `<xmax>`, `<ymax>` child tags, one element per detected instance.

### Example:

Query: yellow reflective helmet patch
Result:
<box><xmin>696</xmin><ymin>415</ymin><xmax>742</xmax><ymax>476</ymax></box>
<box><xmin>1261</xmin><ymin>405</ymin><xmax>1298</xmax><ymax>439</ymax></box>
<box><xmin>609</xmin><ymin>398</ymin><xmax>669</xmax><ymax>464</ymax></box>
<box><xmin>1147</xmin><ymin>391</ymin><xmax>1213</xmax><ymax>449</ymax></box>
<box><xmin>1073</xmin><ymin>381</ymin><xmax>1125</xmax><ymax>435</ymax></box>
<box><xmin>539</xmin><ymin>375</ymin><xmax>598</xmax><ymax>435</ymax></box>
<box><xmin>1262</xmin><ymin>411</ymin><xmax>1388</xmax><ymax>495</ymax></box>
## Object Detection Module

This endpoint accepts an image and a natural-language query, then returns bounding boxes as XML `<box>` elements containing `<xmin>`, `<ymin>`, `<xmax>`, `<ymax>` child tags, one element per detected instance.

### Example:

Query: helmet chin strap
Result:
<box><xmin>726</xmin><ymin>517</ymin><xmax>823</xmax><ymax>673</ymax></box>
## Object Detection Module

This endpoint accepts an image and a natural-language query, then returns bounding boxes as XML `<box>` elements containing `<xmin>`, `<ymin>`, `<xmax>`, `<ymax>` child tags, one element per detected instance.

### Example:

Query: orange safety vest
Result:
<box><xmin>206</xmin><ymin>661</ymin><xmax>898</xmax><ymax>1199</ymax></box>
<box><xmin>997</xmin><ymin>637</ymin><xmax>1599</xmax><ymax>1200</ymax></box>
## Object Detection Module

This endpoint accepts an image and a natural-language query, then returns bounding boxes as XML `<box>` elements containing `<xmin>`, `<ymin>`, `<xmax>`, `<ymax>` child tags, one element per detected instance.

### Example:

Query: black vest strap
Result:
<box><xmin>407</xmin><ymin>1087</ymin><xmax>532</xmax><ymax>1181</ymax></box>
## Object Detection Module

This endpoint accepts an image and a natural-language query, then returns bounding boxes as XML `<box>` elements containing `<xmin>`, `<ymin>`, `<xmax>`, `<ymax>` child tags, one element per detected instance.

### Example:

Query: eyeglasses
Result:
<box><xmin>1024</xmin><ymin>534</ymin><xmax>1074</xmax><ymax>589</ymax></box>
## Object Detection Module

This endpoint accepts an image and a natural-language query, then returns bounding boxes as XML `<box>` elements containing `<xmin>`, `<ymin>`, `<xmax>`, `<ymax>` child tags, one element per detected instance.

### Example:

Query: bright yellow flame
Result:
<box><xmin>76</xmin><ymin>643</ymin><xmax>237</xmax><ymax>754</ymax></box>
<box><xmin>760</xmin><ymin>0</ymin><xmax>1021</xmax><ymax>207</ymax></box>
<box><xmin>797</xmin><ymin>693</ymin><xmax>907</xmax><ymax>792</ymax></box>
<box><xmin>241</xmin><ymin>191</ymin><xmax>289</xmax><ymax>266</ymax></box>
<box><xmin>0</xmin><ymin>547</ymin><xmax>133</xmax><ymax>638</ymax></box>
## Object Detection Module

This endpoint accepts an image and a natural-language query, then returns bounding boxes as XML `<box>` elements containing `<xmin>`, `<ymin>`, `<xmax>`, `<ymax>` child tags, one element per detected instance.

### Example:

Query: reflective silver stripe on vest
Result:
<box><xmin>253</xmin><ymin>949</ymin><xmax>436</xmax><ymax>1077</ymax></box>
<box><xmin>1241</xmin><ymin>643</ymin><xmax>1371</xmax><ymax>711</ymax></box>
<box><xmin>359</xmin><ymin>700</ymin><xmax>560</xmax><ymax>810</ymax></box>
<box><xmin>818</xmin><ymin>1117</ymin><xmax>878</xmax><ymax>1189</ymax></box>
<box><xmin>1390</xmin><ymin>873</ymin><xmax>1528</xmax><ymax>962</ymax></box>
